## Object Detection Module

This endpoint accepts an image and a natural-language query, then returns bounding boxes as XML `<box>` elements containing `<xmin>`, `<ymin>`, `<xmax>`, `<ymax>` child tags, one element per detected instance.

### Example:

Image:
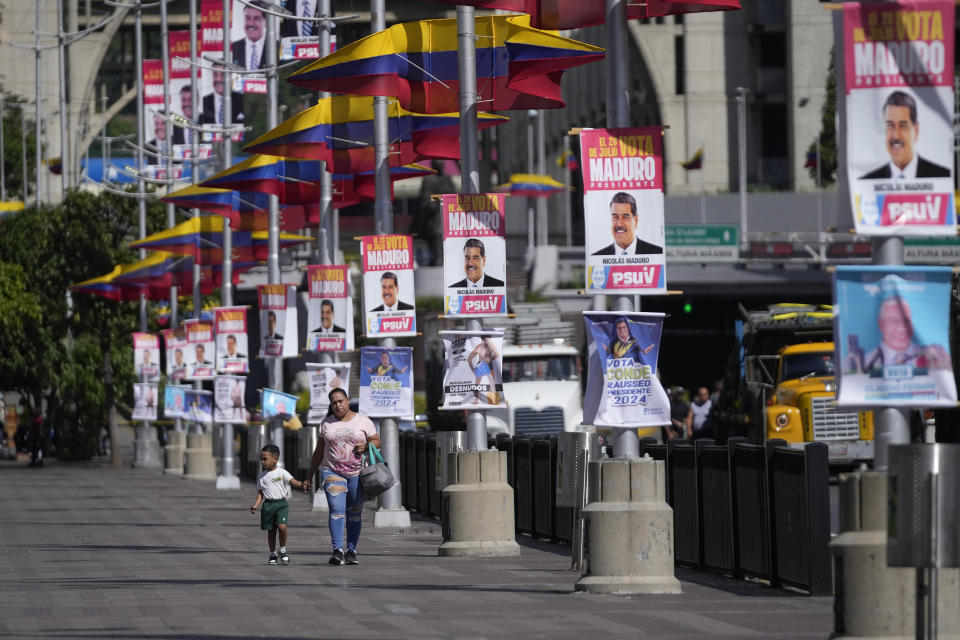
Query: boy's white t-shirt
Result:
<box><xmin>257</xmin><ymin>467</ymin><xmax>293</xmax><ymax>500</ymax></box>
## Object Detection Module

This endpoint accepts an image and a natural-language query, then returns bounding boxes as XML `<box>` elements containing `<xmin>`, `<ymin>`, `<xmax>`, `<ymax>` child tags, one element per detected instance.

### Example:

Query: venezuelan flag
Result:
<box><xmin>201</xmin><ymin>155</ymin><xmax>285</xmax><ymax>195</ymax></box>
<box><xmin>680</xmin><ymin>147</ymin><xmax>703</xmax><ymax>170</ymax></box>
<box><xmin>71</xmin><ymin>265</ymin><xmax>141</xmax><ymax>302</ymax></box>
<box><xmin>128</xmin><ymin>216</ymin><xmax>313</xmax><ymax>265</ymax></box>
<box><xmin>423</xmin><ymin>0</ymin><xmax>740</xmax><ymax>30</ymax></box>
<box><xmin>243</xmin><ymin>96</ymin><xmax>506</xmax><ymax>172</ymax></box>
<box><xmin>288</xmin><ymin>15</ymin><xmax>604</xmax><ymax>114</ymax></box>
<box><xmin>498</xmin><ymin>173</ymin><xmax>568</xmax><ymax>197</ymax></box>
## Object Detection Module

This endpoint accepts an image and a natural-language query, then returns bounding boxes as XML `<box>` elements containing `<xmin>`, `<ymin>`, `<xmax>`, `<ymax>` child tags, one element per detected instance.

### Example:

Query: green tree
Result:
<box><xmin>0</xmin><ymin>189</ymin><xmax>165</xmax><ymax>461</ymax></box>
<box><xmin>1</xmin><ymin>99</ymin><xmax>38</xmax><ymax>201</ymax></box>
<box><xmin>807</xmin><ymin>48</ymin><xmax>837</xmax><ymax>187</ymax></box>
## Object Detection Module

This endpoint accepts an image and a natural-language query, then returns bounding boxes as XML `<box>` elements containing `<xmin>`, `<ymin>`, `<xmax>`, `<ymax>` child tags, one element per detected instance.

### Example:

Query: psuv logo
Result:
<box><xmin>611</xmin><ymin>268</ymin><xmax>655</xmax><ymax>287</ymax></box>
<box><xmin>463</xmin><ymin>296</ymin><xmax>501</xmax><ymax>313</ymax></box>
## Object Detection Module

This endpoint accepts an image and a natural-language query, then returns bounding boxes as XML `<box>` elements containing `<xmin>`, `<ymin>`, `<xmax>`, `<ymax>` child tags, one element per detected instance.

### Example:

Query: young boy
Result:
<box><xmin>249</xmin><ymin>444</ymin><xmax>306</xmax><ymax>565</ymax></box>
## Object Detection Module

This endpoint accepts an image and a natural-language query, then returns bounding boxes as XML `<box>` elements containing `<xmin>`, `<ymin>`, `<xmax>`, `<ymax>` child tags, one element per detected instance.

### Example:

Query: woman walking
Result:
<box><xmin>306</xmin><ymin>388</ymin><xmax>381</xmax><ymax>565</ymax></box>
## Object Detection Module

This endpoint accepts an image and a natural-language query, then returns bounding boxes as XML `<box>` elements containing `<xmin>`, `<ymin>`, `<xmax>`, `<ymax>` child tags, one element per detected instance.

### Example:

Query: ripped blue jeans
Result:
<box><xmin>320</xmin><ymin>468</ymin><xmax>364</xmax><ymax>551</ymax></box>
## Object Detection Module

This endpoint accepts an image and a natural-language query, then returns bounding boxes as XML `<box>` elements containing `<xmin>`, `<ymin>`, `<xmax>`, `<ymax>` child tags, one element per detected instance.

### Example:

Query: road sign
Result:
<box><xmin>665</xmin><ymin>224</ymin><xmax>739</xmax><ymax>262</ymax></box>
<box><xmin>904</xmin><ymin>236</ymin><xmax>960</xmax><ymax>264</ymax></box>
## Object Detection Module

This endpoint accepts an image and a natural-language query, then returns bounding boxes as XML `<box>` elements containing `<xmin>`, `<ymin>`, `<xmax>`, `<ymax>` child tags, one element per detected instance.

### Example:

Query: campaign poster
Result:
<box><xmin>306</xmin><ymin>265</ymin><xmax>353</xmax><ymax>352</ymax></box>
<box><xmin>184</xmin><ymin>319</ymin><xmax>216</xmax><ymax>380</ymax></box>
<box><xmin>142</xmin><ymin>59</ymin><xmax>166</xmax><ymax>162</ymax></box>
<box><xmin>580</xmin><ymin>127</ymin><xmax>667</xmax><ymax>294</ymax></box>
<box><xmin>162</xmin><ymin>328</ymin><xmax>192</xmax><ymax>384</ymax></box>
<box><xmin>133</xmin><ymin>332</ymin><xmax>161</xmax><ymax>383</ymax></box>
<box><xmin>214</xmin><ymin>306</ymin><xmax>249</xmax><ymax>373</ymax></box>
<box><xmin>362</xmin><ymin>234</ymin><xmax>417</xmax><ymax>338</ymax></box>
<box><xmin>198</xmin><ymin>0</ymin><xmax>245</xmax><ymax>141</ymax></box>
<box><xmin>132</xmin><ymin>383</ymin><xmax>159</xmax><ymax>421</ymax></box>
<box><xmin>438</xmin><ymin>330</ymin><xmax>505</xmax><ymax>410</ymax></box>
<box><xmin>262</xmin><ymin>388</ymin><xmax>299</xmax><ymax>418</ymax></box>
<box><xmin>306</xmin><ymin>362</ymin><xmax>351</xmax><ymax>424</ymax></box>
<box><xmin>834</xmin><ymin>265</ymin><xmax>957</xmax><ymax>407</ymax></box>
<box><xmin>442</xmin><ymin>193</ymin><xmax>507</xmax><ymax>317</ymax></box>
<box><xmin>279</xmin><ymin>0</ymin><xmax>332</xmax><ymax>61</ymax></box>
<box><xmin>164</xmin><ymin>384</ymin><xmax>188</xmax><ymax>419</ymax></box>
<box><xmin>214</xmin><ymin>375</ymin><xmax>247</xmax><ymax>424</ymax></box>
<box><xmin>582</xmin><ymin>311</ymin><xmax>669</xmax><ymax>428</ymax></box>
<box><xmin>230</xmin><ymin>0</ymin><xmax>267</xmax><ymax>94</ymax></box>
<box><xmin>839</xmin><ymin>1</ymin><xmax>955</xmax><ymax>236</ymax></box>
<box><xmin>201</xmin><ymin>0</ymin><xmax>224</xmax><ymax>55</ymax></box>
<box><xmin>258</xmin><ymin>284</ymin><xmax>298</xmax><ymax>358</ymax></box>
<box><xmin>185</xmin><ymin>388</ymin><xmax>213</xmax><ymax>425</ymax></box>
<box><xmin>359</xmin><ymin>347</ymin><xmax>414</xmax><ymax>418</ymax></box>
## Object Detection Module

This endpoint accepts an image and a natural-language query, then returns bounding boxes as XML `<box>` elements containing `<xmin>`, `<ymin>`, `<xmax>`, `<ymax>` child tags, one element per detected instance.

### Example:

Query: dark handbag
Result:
<box><xmin>357</xmin><ymin>443</ymin><xmax>396</xmax><ymax>498</ymax></box>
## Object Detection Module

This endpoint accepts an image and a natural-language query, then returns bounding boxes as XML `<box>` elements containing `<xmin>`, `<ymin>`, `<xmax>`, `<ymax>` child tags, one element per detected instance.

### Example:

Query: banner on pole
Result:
<box><xmin>162</xmin><ymin>328</ymin><xmax>190</xmax><ymax>384</ymax></box>
<box><xmin>839</xmin><ymin>0</ymin><xmax>956</xmax><ymax>236</ymax></box>
<box><xmin>164</xmin><ymin>384</ymin><xmax>188</xmax><ymax>419</ymax></box>
<box><xmin>214</xmin><ymin>375</ymin><xmax>247</xmax><ymax>424</ymax></box>
<box><xmin>184</xmin><ymin>319</ymin><xmax>216</xmax><ymax>380</ymax></box>
<box><xmin>361</xmin><ymin>234</ymin><xmax>417</xmax><ymax>338</ymax></box>
<box><xmin>132</xmin><ymin>383</ymin><xmax>159</xmax><ymax>421</ymax></box>
<box><xmin>360</xmin><ymin>346</ymin><xmax>413</xmax><ymax>418</ymax></box>
<box><xmin>306</xmin><ymin>265</ymin><xmax>353</xmax><ymax>352</ymax></box>
<box><xmin>580</xmin><ymin>127</ymin><xmax>667</xmax><ymax>294</ymax></box>
<box><xmin>439</xmin><ymin>330</ymin><xmax>505</xmax><ymax>410</ymax></box>
<box><xmin>214</xmin><ymin>306</ymin><xmax>249</xmax><ymax>373</ymax></box>
<box><xmin>582</xmin><ymin>311</ymin><xmax>670</xmax><ymax>428</ymax></box>
<box><xmin>133</xmin><ymin>332</ymin><xmax>161</xmax><ymax>383</ymax></box>
<box><xmin>230</xmin><ymin>0</ymin><xmax>267</xmax><ymax>93</ymax></box>
<box><xmin>258</xmin><ymin>284</ymin><xmax>298</xmax><ymax>358</ymax></box>
<box><xmin>261</xmin><ymin>388</ymin><xmax>298</xmax><ymax>418</ymax></box>
<box><xmin>306</xmin><ymin>362</ymin><xmax>351</xmax><ymax>424</ymax></box>
<box><xmin>442</xmin><ymin>193</ymin><xmax>507</xmax><ymax>317</ymax></box>
<box><xmin>185</xmin><ymin>388</ymin><xmax>213</xmax><ymax>424</ymax></box>
<box><xmin>834</xmin><ymin>265</ymin><xmax>957</xmax><ymax>407</ymax></box>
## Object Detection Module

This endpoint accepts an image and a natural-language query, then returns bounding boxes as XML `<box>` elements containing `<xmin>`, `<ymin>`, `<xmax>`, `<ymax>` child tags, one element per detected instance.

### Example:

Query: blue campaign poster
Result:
<box><xmin>582</xmin><ymin>311</ymin><xmax>670</xmax><ymax>428</ymax></box>
<box><xmin>834</xmin><ymin>265</ymin><xmax>957</xmax><ymax>407</ymax></box>
<box><xmin>261</xmin><ymin>388</ymin><xmax>299</xmax><ymax>418</ymax></box>
<box><xmin>164</xmin><ymin>385</ymin><xmax>188</xmax><ymax>419</ymax></box>
<box><xmin>359</xmin><ymin>346</ymin><xmax>413</xmax><ymax>418</ymax></box>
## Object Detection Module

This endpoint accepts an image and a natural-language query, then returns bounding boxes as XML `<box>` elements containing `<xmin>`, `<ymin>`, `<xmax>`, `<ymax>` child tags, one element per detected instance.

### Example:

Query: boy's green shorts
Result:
<box><xmin>260</xmin><ymin>498</ymin><xmax>289</xmax><ymax>531</ymax></box>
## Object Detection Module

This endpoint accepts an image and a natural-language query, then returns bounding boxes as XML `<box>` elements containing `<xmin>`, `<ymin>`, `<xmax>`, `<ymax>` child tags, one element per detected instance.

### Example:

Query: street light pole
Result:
<box><xmin>370</xmin><ymin>0</ymin><xmax>409</xmax><ymax>528</ymax></box>
<box><xmin>736</xmin><ymin>86</ymin><xmax>748</xmax><ymax>244</ymax></box>
<box><xmin>35</xmin><ymin>5</ymin><xmax>42</xmax><ymax>206</ymax></box>
<box><xmin>57</xmin><ymin>0</ymin><xmax>69</xmax><ymax>198</ymax></box>
<box><xmin>317</xmin><ymin>0</ymin><xmax>333</xmax><ymax>265</ymax></box>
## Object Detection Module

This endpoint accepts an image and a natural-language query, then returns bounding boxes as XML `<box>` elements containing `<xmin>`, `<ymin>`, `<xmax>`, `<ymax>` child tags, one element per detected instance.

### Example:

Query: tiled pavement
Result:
<box><xmin>0</xmin><ymin>459</ymin><xmax>832</xmax><ymax>640</ymax></box>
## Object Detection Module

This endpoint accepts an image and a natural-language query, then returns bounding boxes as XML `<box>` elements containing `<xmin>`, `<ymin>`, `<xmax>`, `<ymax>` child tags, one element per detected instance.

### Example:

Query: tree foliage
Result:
<box><xmin>0</xmin><ymin>190</ymin><xmax>165</xmax><ymax>459</ymax></box>
<box><xmin>807</xmin><ymin>48</ymin><xmax>837</xmax><ymax>187</ymax></box>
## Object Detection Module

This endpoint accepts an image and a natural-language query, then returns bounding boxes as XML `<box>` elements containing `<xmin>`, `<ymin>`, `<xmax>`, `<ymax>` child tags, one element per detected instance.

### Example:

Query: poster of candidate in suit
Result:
<box><xmin>582</xmin><ymin>311</ymin><xmax>669</xmax><ymax>428</ymax></box>
<box><xmin>215</xmin><ymin>306</ymin><xmax>249</xmax><ymax>374</ymax></box>
<box><xmin>306</xmin><ymin>265</ymin><xmax>353</xmax><ymax>352</ymax></box>
<box><xmin>834</xmin><ymin>265</ymin><xmax>956</xmax><ymax>408</ymax></box>
<box><xmin>362</xmin><ymin>235</ymin><xmax>417</xmax><ymax>338</ymax></box>
<box><xmin>359</xmin><ymin>347</ymin><xmax>413</xmax><ymax>418</ymax></box>
<box><xmin>442</xmin><ymin>193</ymin><xmax>507</xmax><ymax>317</ymax></box>
<box><xmin>184</xmin><ymin>320</ymin><xmax>216</xmax><ymax>380</ymax></box>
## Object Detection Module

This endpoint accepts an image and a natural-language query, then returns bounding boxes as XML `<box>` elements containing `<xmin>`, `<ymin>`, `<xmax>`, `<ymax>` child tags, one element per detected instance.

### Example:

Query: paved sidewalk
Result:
<box><xmin>0</xmin><ymin>459</ymin><xmax>832</xmax><ymax>639</ymax></box>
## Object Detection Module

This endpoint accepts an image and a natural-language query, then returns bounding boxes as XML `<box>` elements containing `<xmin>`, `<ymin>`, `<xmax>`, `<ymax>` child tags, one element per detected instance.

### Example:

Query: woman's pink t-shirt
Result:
<box><xmin>319</xmin><ymin>413</ymin><xmax>378</xmax><ymax>477</ymax></box>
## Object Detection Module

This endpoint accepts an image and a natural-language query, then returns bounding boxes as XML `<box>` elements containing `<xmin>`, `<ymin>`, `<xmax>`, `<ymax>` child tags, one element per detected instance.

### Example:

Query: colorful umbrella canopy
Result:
<box><xmin>287</xmin><ymin>15</ymin><xmax>603</xmax><ymax>114</ymax></box>
<box><xmin>128</xmin><ymin>216</ymin><xmax>313</xmax><ymax>265</ymax></box>
<box><xmin>498</xmin><ymin>173</ymin><xmax>568</xmax><ymax>197</ymax></box>
<box><xmin>242</xmin><ymin>96</ymin><xmax>506</xmax><ymax>171</ymax></box>
<box><xmin>424</xmin><ymin>0</ymin><xmax>740</xmax><ymax>29</ymax></box>
<box><xmin>160</xmin><ymin>184</ymin><xmax>314</xmax><ymax>232</ymax></box>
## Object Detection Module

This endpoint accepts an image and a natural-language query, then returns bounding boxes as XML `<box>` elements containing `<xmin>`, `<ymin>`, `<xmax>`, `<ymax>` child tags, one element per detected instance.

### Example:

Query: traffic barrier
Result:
<box><xmin>669</xmin><ymin>440</ymin><xmax>700</xmax><ymax>568</ymax></box>
<box><xmin>731</xmin><ymin>439</ymin><xmax>782</xmax><ymax>583</ymax></box>
<box><xmin>514</xmin><ymin>437</ymin><xmax>534</xmax><ymax>534</ymax></box>
<box><xmin>531</xmin><ymin>437</ymin><xmax>554</xmax><ymax>540</ymax></box>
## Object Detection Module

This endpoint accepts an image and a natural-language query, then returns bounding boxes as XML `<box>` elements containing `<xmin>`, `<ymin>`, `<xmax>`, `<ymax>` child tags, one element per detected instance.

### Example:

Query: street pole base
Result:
<box><xmin>373</xmin><ymin>507</ymin><xmax>411</xmax><ymax>528</ymax></box>
<box><xmin>215</xmin><ymin>475</ymin><xmax>241</xmax><ymax>490</ymax></box>
<box><xmin>574</xmin><ymin>575</ymin><xmax>682</xmax><ymax>595</ymax></box>
<box><xmin>438</xmin><ymin>539</ymin><xmax>521</xmax><ymax>558</ymax></box>
<box><xmin>163</xmin><ymin>466</ymin><xmax>184</xmax><ymax>476</ymax></box>
<box><xmin>132</xmin><ymin>439</ymin><xmax>163</xmax><ymax>469</ymax></box>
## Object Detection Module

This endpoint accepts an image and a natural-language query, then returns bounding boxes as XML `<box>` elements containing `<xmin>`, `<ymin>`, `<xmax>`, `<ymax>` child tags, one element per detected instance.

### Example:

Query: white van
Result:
<box><xmin>484</xmin><ymin>341</ymin><xmax>583</xmax><ymax>437</ymax></box>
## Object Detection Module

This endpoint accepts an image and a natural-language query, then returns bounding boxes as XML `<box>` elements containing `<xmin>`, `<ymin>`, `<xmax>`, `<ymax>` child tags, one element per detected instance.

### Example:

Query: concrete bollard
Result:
<box><xmin>183</xmin><ymin>433</ymin><xmax>216</xmax><ymax>481</ymax></box>
<box><xmin>438</xmin><ymin>449</ymin><xmax>521</xmax><ymax>558</ymax></box>
<box><xmin>575</xmin><ymin>457</ymin><xmax>681</xmax><ymax>595</ymax></box>
<box><xmin>163</xmin><ymin>430</ymin><xmax>186</xmax><ymax>475</ymax></box>
<box><xmin>831</xmin><ymin>471</ymin><xmax>959</xmax><ymax>639</ymax></box>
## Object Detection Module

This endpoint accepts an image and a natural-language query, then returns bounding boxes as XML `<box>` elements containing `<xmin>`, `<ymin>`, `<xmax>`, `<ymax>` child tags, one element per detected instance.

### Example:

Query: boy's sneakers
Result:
<box><xmin>279</xmin><ymin>550</ymin><xmax>290</xmax><ymax>565</ymax></box>
<box><xmin>345</xmin><ymin>549</ymin><xmax>358</xmax><ymax>565</ymax></box>
<box><xmin>268</xmin><ymin>554</ymin><xmax>278</xmax><ymax>566</ymax></box>
<box><xmin>328</xmin><ymin>549</ymin><xmax>345</xmax><ymax>565</ymax></box>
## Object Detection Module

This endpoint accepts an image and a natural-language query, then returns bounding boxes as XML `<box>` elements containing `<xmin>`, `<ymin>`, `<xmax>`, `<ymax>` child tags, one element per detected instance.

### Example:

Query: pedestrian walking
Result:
<box><xmin>305</xmin><ymin>388</ymin><xmax>381</xmax><ymax>566</ymax></box>
<box><xmin>249</xmin><ymin>444</ymin><xmax>307</xmax><ymax>565</ymax></box>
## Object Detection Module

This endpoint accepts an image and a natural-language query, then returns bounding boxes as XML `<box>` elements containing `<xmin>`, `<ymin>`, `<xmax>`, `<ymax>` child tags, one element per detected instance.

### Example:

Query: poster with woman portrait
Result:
<box><xmin>359</xmin><ymin>347</ymin><xmax>413</xmax><ymax>418</ymax></box>
<box><xmin>438</xmin><ymin>330</ymin><xmax>505</xmax><ymax>410</ymax></box>
<box><xmin>582</xmin><ymin>311</ymin><xmax>669</xmax><ymax>428</ymax></box>
<box><xmin>185</xmin><ymin>388</ymin><xmax>213</xmax><ymax>425</ymax></box>
<box><xmin>306</xmin><ymin>362</ymin><xmax>351</xmax><ymax>424</ymax></box>
<box><xmin>164</xmin><ymin>384</ymin><xmax>188</xmax><ymax>419</ymax></box>
<box><xmin>262</xmin><ymin>388</ymin><xmax>298</xmax><ymax>418</ymax></box>
<box><xmin>132</xmin><ymin>383</ymin><xmax>159</xmax><ymax>421</ymax></box>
